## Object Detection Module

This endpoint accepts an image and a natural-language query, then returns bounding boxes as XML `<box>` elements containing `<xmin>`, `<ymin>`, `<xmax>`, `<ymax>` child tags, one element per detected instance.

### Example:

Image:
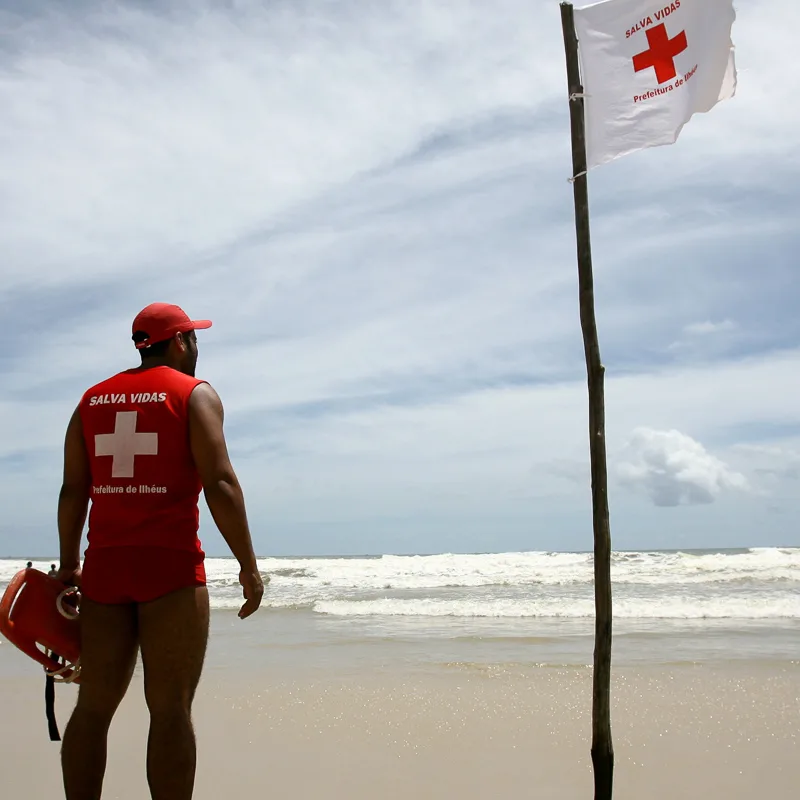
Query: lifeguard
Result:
<box><xmin>53</xmin><ymin>302</ymin><xmax>263</xmax><ymax>800</ymax></box>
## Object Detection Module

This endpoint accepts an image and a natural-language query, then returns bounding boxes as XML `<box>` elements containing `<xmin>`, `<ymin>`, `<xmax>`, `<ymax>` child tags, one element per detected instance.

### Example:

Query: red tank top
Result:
<box><xmin>79</xmin><ymin>366</ymin><xmax>207</xmax><ymax>555</ymax></box>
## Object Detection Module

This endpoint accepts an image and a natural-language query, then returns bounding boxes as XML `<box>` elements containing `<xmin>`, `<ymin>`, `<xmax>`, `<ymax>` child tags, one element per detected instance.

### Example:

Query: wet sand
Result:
<box><xmin>0</xmin><ymin>654</ymin><xmax>797</xmax><ymax>799</ymax></box>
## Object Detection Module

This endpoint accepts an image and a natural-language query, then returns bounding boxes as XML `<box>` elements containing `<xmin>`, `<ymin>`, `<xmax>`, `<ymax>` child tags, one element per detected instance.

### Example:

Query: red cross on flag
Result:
<box><xmin>573</xmin><ymin>0</ymin><xmax>737</xmax><ymax>170</ymax></box>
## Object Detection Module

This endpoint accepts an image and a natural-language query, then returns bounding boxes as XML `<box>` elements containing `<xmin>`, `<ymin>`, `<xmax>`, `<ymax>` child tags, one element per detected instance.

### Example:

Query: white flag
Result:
<box><xmin>573</xmin><ymin>0</ymin><xmax>737</xmax><ymax>170</ymax></box>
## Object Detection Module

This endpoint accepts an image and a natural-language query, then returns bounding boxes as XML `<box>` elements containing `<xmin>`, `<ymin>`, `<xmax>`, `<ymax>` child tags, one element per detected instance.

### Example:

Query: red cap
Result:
<box><xmin>131</xmin><ymin>303</ymin><xmax>212</xmax><ymax>349</ymax></box>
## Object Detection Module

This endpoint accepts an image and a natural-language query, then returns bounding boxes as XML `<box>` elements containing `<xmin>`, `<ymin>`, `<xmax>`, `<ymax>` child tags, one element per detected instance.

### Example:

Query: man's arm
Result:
<box><xmin>57</xmin><ymin>406</ymin><xmax>91</xmax><ymax>581</ymax></box>
<box><xmin>188</xmin><ymin>382</ymin><xmax>263</xmax><ymax>619</ymax></box>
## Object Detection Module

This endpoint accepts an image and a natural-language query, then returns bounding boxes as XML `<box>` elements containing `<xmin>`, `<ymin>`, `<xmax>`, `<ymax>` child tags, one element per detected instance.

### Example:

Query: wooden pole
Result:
<box><xmin>559</xmin><ymin>4</ymin><xmax>614</xmax><ymax>798</ymax></box>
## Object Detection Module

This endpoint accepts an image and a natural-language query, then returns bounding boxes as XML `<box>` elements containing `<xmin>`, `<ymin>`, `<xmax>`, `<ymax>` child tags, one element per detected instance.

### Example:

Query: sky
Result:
<box><xmin>1</xmin><ymin>0</ymin><xmax>799</xmax><ymax>558</ymax></box>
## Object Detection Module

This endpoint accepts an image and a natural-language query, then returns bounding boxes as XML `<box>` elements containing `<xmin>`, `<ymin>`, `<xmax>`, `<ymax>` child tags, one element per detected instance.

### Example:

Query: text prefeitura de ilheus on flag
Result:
<box><xmin>572</xmin><ymin>0</ymin><xmax>737</xmax><ymax>170</ymax></box>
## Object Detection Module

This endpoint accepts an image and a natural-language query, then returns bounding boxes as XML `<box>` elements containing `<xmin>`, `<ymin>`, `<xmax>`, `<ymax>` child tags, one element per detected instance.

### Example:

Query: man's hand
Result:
<box><xmin>238</xmin><ymin>569</ymin><xmax>264</xmax><ymax>619</ymax></box>
<box><xmin>56</xmin><ymin>565</ymin><xmax>82</xmax><ymax>586</ymax></box>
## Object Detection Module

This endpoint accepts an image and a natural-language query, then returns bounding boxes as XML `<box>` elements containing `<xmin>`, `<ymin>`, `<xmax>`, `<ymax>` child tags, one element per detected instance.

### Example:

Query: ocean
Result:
<box><xmin>2</xmin><ymin>548</ymin><xmax>799</xmax><ymax>673</ymax></box>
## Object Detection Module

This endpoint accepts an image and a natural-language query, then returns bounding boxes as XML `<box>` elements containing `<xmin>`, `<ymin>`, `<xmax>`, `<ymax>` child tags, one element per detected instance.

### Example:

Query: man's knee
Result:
<box><xmin>144</xmin><ymin>683</ymin><xmax>196</xmax><ymax>720</ymax></box>
<box><xmin>70</xmin><ymin>691</ymin><xmax>121</xmax><ymax>729</ymax></box>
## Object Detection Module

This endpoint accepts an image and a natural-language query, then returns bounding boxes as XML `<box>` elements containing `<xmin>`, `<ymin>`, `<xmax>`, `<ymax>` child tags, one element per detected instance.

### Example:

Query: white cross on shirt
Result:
<box><xmin>94</xmin><ymin>411</ymin><xmax>158</xmax><ymax>478</ymax></box>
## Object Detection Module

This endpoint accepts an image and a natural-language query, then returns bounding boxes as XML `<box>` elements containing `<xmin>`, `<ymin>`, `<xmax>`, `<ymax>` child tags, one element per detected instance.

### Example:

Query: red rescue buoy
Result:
<box><xmin>0</xmin><ymin>568</ymin><xmax>81</xmax><ymax>683</ymax></box>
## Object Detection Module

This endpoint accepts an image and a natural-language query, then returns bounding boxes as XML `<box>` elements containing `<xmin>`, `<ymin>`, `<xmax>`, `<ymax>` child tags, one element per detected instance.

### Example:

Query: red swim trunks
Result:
<box><xmin>81</xmin><ymin>547</ymin><xmax>206</xmax><ymax>605</ymax></box>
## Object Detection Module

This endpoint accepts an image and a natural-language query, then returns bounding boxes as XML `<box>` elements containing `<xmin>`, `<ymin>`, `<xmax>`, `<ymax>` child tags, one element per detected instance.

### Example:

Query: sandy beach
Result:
<box><xmin>1</xmin><ymin>646</ymin><xmax>797</xmax><ymax>799</ymax></box>
<box><xmin>2</xmin><ymin>551</ymin><xmax>799</xmax><ymax>797</ymax></box>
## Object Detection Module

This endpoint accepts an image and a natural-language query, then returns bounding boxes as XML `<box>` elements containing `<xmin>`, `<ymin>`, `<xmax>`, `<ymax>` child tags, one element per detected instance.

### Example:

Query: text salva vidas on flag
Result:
<box><xmin>572</xmin><ymin>0</ymin><xmax>737</xmax><ymax>170</ymax></box>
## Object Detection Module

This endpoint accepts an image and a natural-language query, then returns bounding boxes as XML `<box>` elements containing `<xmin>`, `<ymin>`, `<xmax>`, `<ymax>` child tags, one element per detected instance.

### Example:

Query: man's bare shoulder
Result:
<box><xmin>189</xmin><ymin>381</ymin><xmax>224</xmax><ymax>414</ymax></box>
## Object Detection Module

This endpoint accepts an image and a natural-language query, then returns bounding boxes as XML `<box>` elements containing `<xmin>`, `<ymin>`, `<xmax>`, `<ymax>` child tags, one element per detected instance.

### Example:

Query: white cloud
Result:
<box><xmin>683</xmin><ymin>320</ymin><xmax>737</xmax><ymax>335</ymax></box>
<box><xmin>0</xmin><ymin>0</ymin><xmax>563</xmax><ymax>290</ymax></box>
<box><xmin>617</xmin><ymin>428</ymin><xmax>748</xmax><ymax>507</ymax></box>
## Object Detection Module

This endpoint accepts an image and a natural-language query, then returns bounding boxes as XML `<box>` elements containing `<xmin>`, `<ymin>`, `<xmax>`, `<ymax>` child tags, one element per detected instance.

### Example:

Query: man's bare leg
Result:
<box><xmin>138</xmin><ymin>586</ymin><xmax>209</xmax><ymax>800</ymax></box>
<box><xmin>61</xmin><ymin>599</ymin><xmax>139</xmax><ymax>800</ymax></box>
